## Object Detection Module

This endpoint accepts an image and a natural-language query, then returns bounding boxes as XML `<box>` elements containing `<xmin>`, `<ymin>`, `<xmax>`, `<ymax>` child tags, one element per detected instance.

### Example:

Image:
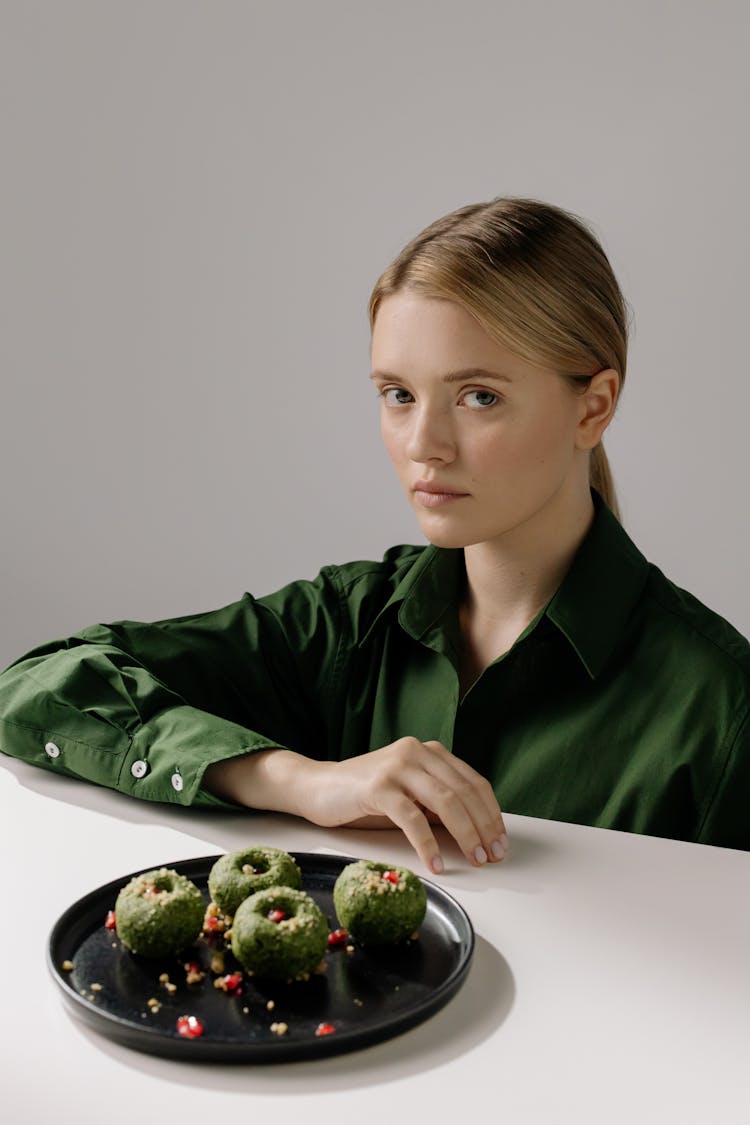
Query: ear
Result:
<box><xmin>575</xmin><ymin>368</ymin><xmax>620</xmax><ymax>450</ymax></box>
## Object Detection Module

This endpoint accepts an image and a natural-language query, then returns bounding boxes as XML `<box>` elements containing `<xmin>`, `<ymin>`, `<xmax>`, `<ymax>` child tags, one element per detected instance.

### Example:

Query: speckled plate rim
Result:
<box><xmin>47</xmin><ymin>852</ymin><xmax>475</xmax><ymax>1063</ymax></box>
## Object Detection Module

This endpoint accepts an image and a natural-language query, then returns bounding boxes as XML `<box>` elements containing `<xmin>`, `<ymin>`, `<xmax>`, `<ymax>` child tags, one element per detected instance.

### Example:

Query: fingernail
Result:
<box><xmin>490</xmin><ymin>839</ymin><xmax>505</xmax><ymax>860</ymax></box>
<box><xmin>431</xmin><ymin>855</ymin><xmax>444</xmax><ymax>874</ymax></box>
<box><xmin>474</xmin><ymin>845</ymin><xmax>487</xmax><ymax>864</ymax></box>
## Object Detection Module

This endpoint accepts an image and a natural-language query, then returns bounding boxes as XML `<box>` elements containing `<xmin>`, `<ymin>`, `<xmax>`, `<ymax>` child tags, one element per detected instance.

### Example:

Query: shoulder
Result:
<box><xmin>253</xmin><ymin>543</ymin><xmax>428</xmax><ymax>636</ymax></box>
<box><xmin>322</xmin><ymin>543</ymin><xmax>427</xmax><ymax>594</ymax></box>
<box><xmin>641</xmin><ymin>563</ymin><xmax>750</xmax><ymax>681</ymax></box>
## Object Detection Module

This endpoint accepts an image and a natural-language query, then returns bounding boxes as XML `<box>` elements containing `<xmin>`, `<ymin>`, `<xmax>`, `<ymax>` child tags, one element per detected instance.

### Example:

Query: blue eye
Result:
<box><xmin>464</xmin><ymin>390</ymin><xmax>498</xmax><ymax>409</ymax></box>
<box><xmin>380</xmin><ymin>387</ymin><xmax>414</xmax><ymax>406</ymax></box>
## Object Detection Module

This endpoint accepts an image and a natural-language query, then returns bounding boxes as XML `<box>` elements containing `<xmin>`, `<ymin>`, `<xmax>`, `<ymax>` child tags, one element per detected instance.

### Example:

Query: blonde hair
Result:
<box><xmin>368</xmin><ymin>196</ymin><xmax>631</xmax><ymax>521</ymax></box>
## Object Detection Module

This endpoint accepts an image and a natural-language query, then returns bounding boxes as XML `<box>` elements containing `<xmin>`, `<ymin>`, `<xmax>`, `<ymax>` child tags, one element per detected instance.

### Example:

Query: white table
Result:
<box><xmin>2</xmin><ymin>755</ymin><xmax>748</xmax><ymax>1124</ymax></box>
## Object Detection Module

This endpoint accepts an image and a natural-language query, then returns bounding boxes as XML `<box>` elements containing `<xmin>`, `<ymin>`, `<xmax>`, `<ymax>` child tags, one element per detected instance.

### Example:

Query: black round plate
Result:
<box><xmin>47</xmin><ymin>852</ymin><xmax>475</xmax><ymax>1062</ymax></box>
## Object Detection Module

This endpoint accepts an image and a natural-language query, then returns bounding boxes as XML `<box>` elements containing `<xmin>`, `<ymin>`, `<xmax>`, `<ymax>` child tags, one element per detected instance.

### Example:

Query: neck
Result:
<box><xmin>461</xmin><ymin>484</ymin><xmax>596</xmax><ymax>633</ymax></box>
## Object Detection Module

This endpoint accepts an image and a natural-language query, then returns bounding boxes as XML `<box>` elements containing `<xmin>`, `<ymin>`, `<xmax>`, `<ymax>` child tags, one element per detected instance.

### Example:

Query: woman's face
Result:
<box><xmin>370</xmin><ymin>291</ymin><xmax>597</xmax><ymax>549</ymax></box>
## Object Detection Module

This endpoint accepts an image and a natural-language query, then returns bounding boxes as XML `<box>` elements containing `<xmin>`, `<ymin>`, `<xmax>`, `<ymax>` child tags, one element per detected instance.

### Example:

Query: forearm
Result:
<box><xmin>202</xmin><ymin>748</ymin><xmax>325</xmax><ymax>818</ymax></box>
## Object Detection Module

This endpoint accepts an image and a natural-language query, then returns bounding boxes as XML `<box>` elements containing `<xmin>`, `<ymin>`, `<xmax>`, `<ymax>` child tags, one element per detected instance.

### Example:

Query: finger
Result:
<box><xmin>414</xmin><ymin>801</ymin><xmax>444</xmax><ymax>825</ymax></box>
<box><xmin>379</xmin><ymin>791</ymin><xmax>445</xmax><ymax>876</ymax></box>
<box><xmin>421</xmin><ymin>740</ymin><xmax>508</xmax><ymax>858</ymax></box>
<box><xmin>421</xmin><ymin>740</ymin><xmax>507</xmax><ymax>828</ymax></box>
<box><xmin>401</xmin><ymin>767</ymin><xmax>497</xmax><ymax>868</ymax></box>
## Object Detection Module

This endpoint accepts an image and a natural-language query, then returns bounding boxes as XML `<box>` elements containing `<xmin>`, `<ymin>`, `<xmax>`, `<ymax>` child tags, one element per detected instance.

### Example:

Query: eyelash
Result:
<box><xmin>377</xmin><ymin>387</ymin><xmax>500</xmax><ymax>410</ymax></box>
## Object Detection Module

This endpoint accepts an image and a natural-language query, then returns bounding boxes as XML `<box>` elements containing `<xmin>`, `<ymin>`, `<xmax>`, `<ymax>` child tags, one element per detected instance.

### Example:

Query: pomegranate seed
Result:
<box><xmin>176</xmin><ymin>1015</ymin><xmax>204</xmax><ymax>1039</ymax></box>
<box><xmin>267</xmin><ymin>908</ymin><xmax>287</xmax><ymax>923</ymax></box>
<box><xmin>327</xmin><ymin>928</ymin><xmax>348</xmax><ymax>946</ymax></box>
<box><xmin>382</xmin><ymin>870</ymin><xmax>400</xmax><ymax>884</ymax></box>
<box><xmin>204</xmin><ymin>916</ymin><xmax>221</xmax><ymax>933</ymax></box>
<box><xmin>185</xmin><ymin>962</ymin><xmax>201</xmax><ymax>975</ymax></box>
<box><xmin>104</xmin><ymin>910</ymin><xmax>117</xmax><ymax>930</ymax></box>
<box><xmin>315</xmin><ymin>1022</ymin><xmax>336</xmax><ymax>1036</ymax></box>
<box><xmin>223</xmin><ymin>973</ymin><xmax>242</xmax><ymax>991</ymax></box>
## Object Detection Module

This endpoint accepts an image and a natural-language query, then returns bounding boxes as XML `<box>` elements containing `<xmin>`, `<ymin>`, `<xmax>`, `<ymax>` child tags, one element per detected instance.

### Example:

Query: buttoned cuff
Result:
<box><xmin>121</xmin><ymin>704</ymin><xmax>287</xmax><ymax>807</ymax></box>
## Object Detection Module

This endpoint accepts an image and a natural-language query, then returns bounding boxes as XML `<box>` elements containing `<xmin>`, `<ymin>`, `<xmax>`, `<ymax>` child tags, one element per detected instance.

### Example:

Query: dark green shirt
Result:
<box><xmin>1</xmin><ymin>489</ymin><xmax>749</xmax><ymax>850</ymax></box>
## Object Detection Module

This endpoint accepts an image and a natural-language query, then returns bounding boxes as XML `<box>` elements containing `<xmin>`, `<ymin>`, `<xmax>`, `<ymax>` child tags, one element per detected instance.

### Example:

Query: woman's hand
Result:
<box><xmin>301</xmin><ymin>737</ymin><xmax>509</xmax><ymax>875</ymax></box>
<box><xmin>203</xmin><ymin>741</ymin><xmax>510</xmax><ymax>875</ymax></box>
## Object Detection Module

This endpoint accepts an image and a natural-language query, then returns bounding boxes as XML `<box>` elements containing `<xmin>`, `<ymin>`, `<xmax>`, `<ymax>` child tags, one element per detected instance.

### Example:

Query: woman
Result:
<box><xmin>1</xmin><ymin>196</ymin><xmax>748</xmax><ymax>871</ymax></box>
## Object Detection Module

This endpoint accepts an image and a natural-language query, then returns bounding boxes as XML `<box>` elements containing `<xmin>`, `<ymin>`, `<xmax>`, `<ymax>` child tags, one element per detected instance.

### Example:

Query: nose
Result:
<box><xmin>405</xmin><ymin>401</ymin><xmax>457</xmax><ymax>464</ymax></box>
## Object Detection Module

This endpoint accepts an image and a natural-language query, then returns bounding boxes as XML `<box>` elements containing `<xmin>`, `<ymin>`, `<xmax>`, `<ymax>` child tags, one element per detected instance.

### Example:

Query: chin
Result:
<box><xmin>415</xmin><ymin>517</ymin><xmax>475</xmax><ymax>550</ymax></box>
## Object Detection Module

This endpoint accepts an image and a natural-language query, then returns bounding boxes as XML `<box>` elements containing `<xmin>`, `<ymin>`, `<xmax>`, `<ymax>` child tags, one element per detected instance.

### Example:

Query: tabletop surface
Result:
<box><xmin>2</xmin><ymin>756</ymin><xmax>749</xmax><ymax>1125</ymax></box>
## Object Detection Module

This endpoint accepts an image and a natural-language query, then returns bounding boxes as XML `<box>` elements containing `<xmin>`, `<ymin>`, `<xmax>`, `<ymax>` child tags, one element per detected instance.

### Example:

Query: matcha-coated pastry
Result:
<box><xmin>333</xmin><ymin>860</ymin><xmax>427</xmax><ymax>945</ymax></box>
<box><xmin>230</xmin><ymin>886</ymin><xmax>329</xmax><ymax>981</ymax></box>
<box><xmin>114</xmin><ymin>867</ymin><xmax>204</xmax><ymax>958</ymax></box>
<box><xmin>208</xmin><ymin>845</ymin><xmax>302</xmax><ymax>915</ymax></box>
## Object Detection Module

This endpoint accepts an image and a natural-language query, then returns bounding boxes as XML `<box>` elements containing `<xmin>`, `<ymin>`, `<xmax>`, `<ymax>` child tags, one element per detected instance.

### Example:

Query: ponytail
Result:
<box><xmin>590</xmin><ymin>443</ymin><xmax>620</xmax><ymax>521</ymax></box>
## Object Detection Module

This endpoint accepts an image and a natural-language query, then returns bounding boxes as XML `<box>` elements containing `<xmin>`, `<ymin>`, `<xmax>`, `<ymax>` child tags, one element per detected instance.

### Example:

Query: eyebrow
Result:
<box><xmin>368</xmin><ymin>367</ymin><xmax>513</xmax><ymax>384</ymax></box>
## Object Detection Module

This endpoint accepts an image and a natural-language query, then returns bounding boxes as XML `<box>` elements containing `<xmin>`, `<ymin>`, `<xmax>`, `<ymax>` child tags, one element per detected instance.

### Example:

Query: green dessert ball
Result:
<box><xmin>114</xmin><ymin>867</ymin><xmax>204</xmax><ymax>958</ymax></box>
<box><xmin>207</xmin><ymin>846</ymin><xmax>302</xmax><ymax>916</ymax></box>
<box><xmin>230</xmin><ymin>886</ymin><xmax>329</xmax><ymax>981</ymax></box>
<box><xmin>333</xmin><ymin>860</ymin><xmax>427</xmax><ymax>945</ymax></box>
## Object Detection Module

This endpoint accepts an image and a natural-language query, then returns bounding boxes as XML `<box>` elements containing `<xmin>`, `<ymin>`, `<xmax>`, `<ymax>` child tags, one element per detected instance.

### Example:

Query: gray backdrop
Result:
<box><xmin>2</xmin><ymin>0</ymin><xmax>748</xmax><ymax>668</ymax></box>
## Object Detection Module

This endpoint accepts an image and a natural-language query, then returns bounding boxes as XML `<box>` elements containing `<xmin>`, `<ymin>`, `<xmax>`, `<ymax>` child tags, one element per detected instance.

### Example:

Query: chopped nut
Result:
<box><xmin>270</xmin><ymin>1021</ymin><xmax>288</xmax><ymax>1036</ymax></box>
<box><xmin>209</xmin><ymin>952</ymin><xmax>225</xmax><ymax>974</ymax></box>
<box><xmin>61</xmin><ymin>960</ymin><xmax>74</xmax><ymax>972</ymax></box>
<box><xmin>242</xmin><ymin>1006</ymin><xmax>250</xmax><ymax>1014</ymax></box>
<box><xmin>266</xmin><ymin>999</ymin><xmax>275</xmax><ymax>1011</ymax></box>
<box><xmin>158</xmin><ymin>973</ymin><xmax>170</xmax><ymax>983</ymax></box>
<box><xmin>353</xmin><ymin>998</ymin><xmax>364</xmax><ymax>1007</ymax></box>
<box><xmin>183</xmin><ymin>961</ymin><xmax>206</xmax><ymax>985</ymax></box>
<box><xmin>410</xmin><ymin>931</ymin><xmax>419</xmax><ymax>940</ymax></box>
<box><xmin>90</xmin><ymin>983</ymin><xmax>103</xmax><ymax>992</ymax></box>
<box><xmin>345</xmin><ymin>944</ymin><xmax>355</xmax><ymax>953</ymax></box>
<box><xmin>203</xmin><ymin>912</ymin><xmax>226</xmax><ymax>933</ymax></box>
<box><xmin>314</xmin><ymin>959</ymin><xmax>328</xmax><ymax>974</ymax></box>
<box><xmin>163</xmin><ymin>981</ymin><xmax>177</xmax><ymax>994</ymax></box>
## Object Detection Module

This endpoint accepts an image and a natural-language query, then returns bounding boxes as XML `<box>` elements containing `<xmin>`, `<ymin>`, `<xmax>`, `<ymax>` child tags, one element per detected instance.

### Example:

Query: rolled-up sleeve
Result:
<box><xmin>0</xmin><ymin>567</ymin><xmax>346</xmax><ymax>809</ymax></box>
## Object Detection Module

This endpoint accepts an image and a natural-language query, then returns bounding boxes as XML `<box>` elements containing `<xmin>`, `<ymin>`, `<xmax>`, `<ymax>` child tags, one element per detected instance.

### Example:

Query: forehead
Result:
<box><xmin>370</xmin><ymin>292</ymin><xmax>540</xmax><ymax>381</ymax></box>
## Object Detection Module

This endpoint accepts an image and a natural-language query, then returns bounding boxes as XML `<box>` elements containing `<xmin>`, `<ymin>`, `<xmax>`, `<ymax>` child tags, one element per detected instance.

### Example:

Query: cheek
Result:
<box><xmin>380</xmin><ymin>415</ymin><xmax>404</xmax><ymax>465</ymax></box>
<box><xmin>470</xmin><ymin>412</ymin><xmax>572</xmax><ymax>477</ymax></box>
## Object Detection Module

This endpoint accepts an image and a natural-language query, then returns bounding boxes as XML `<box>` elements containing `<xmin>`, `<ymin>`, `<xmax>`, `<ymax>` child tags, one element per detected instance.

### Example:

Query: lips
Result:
<box><xmin>412</xmin><ymin>480</ymin><xmax>469</xmax><ymax>496</ymax></box>
<box><xmin>412</xmin><ymin>480</ymin><xmax>471</xmax><ymax>509</ymax></box>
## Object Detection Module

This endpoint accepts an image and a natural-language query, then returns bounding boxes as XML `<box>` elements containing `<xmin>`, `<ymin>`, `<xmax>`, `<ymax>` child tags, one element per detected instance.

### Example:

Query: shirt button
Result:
<box><xmin>44</xmin><ymin>741</ymin><xmax>61</xmax><ymax>759</ymax></box>
<box><xmin>131</xmin><ymin>760</ymin><xmax>149</xmax><ymax>779</ymax></box>
<box><xmin>171</xmin><ymin>773</ymin><xmax>184</xmax><ymax>793</ymax></box>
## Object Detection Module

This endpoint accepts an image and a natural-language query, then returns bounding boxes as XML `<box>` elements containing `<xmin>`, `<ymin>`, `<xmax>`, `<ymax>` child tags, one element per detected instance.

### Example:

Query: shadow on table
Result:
<box><xmin>68</xmin><ymin>933</ymin><xmax>514</xmax><ymax>1091</ymax></box>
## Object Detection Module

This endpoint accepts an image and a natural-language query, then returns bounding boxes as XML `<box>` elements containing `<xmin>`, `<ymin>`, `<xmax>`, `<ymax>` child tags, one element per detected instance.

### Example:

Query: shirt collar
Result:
<box><xmin>356</xmin><ymin>489</ymin><xmax>650</xmax><ymax>679</ymax></box>
<box><xmin>545</xmin><ymin>490</ymin><xmax>650</xmax><ymax>677</ymax></box>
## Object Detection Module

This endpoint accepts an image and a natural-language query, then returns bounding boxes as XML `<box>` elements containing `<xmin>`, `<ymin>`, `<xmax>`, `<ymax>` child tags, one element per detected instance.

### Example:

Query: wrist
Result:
<box><xmin>202</xmin><ymin>749</ymin><xmax>333</xmax><ymax>823</ymax></box>
<box><xmin>281</xmin><ymin>754</ymin><xmax>334</xmax><ymax>822</ymax></box>
<box><xmin>255</xmin><ymin>749</ymin><xmax>327</xmax><ymax>819</ymax></box>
